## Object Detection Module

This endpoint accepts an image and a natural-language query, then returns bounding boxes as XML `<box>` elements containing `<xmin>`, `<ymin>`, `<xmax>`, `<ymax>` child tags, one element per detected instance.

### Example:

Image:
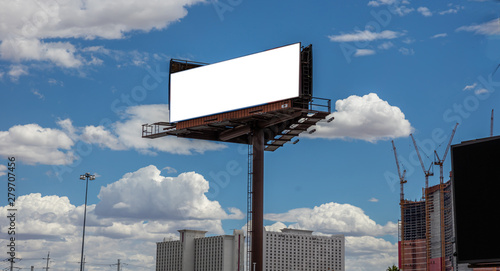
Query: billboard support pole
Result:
<box><xmin>252</xmin><ymin>126</ymin><xmax>264</xmax><ymax>271</ymax></box>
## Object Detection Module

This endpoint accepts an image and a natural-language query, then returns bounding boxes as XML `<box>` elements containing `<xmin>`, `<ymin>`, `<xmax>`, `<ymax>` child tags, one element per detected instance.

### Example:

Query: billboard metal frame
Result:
<box><xmin>142</xmin><ymin>43</ymin><xmax>331</xmax><ymax>271</ymax></box>
<box><xmin>168</xmin><ymin>43</ymin><xmax>308</xmax><ymax>124</ymax></box>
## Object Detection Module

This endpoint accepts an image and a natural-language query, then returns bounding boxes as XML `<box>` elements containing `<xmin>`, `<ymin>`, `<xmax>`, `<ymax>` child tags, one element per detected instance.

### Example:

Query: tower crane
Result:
<box><xmin>392</xmin><ymin>140</ymin><xmax>407</xmax><ymax>270</ymax></box>
<box><xmin>391</xmin><ymin>140</ymin><xmax>407</xmax><ymax>202</ymax></box>
<box><xmin>410</xmin><ymin>134</ymin><xmax>434</xmax><ymax>190</ymax></box>
<box><xmin>491</xmin><ymin>109</ymin><xmax>494</xmax><ymax>137</ymax></box>
<box><xmin>434</xmin><ymin>123</ymin><xmax>459</xmax><ymax>184</ymax></box>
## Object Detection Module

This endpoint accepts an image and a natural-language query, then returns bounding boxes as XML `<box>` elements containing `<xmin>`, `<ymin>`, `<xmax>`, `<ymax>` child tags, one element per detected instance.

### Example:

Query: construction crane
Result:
<box><xmin>491</xmin><ymin>109</ymin><xmax>494</xmax><ymax>137</ymax></box>
<box><xmin>410</xmin><ymin>134</ymin><xmax>434</xmax><ymax>190</ymax></box>
<box><xmin>434</xmin><ymin>123</ymin><xmax>459</xmax><ymax>184</ymax></box>
<box><xmin>391</xmin><ymin>140</ymin><xmax>407</xmax><ymax>202</ymax></box>
<box><xmin>392</xmin><ymin>140</ymin><xmax>407</xmax><ymax>270</ymax></box>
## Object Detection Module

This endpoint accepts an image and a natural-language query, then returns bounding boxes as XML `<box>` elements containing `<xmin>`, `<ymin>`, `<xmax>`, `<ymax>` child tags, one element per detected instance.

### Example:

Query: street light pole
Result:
<box><xmin>79</xmin><ymin>173</ymin><xmax>95</xmax><ymax>271</ymax></box>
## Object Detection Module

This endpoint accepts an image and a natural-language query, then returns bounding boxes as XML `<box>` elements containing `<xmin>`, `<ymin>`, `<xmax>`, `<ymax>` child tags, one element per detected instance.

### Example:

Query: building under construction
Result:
<box><xmin>394</xmin><ymin>128</ymin><xmax>499</xmax><ymax>271</ymax></box>
<box><xmin>398</xmin><ymin>181</ymin><xmax>454</xmax><ymax>271</ymax></box>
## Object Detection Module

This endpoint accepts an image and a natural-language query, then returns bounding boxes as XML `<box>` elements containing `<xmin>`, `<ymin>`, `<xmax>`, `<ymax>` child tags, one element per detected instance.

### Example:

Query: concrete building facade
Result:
<box><xmin>264</xmin><ymin>228</ymin><xmax>345</xmax><ymax>271</ymax></box>
<box><xmin>156</xmin><ymin>229</ymin><xmax>245</xmax><ymax>271</ymax></box>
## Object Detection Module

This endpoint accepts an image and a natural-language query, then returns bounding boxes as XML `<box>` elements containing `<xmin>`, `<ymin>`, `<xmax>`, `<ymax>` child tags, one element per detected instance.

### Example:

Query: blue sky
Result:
<box><xmin>0</xmin><ymin>0</ymin><xmax>499</xmax><ymax>270</ymax></box>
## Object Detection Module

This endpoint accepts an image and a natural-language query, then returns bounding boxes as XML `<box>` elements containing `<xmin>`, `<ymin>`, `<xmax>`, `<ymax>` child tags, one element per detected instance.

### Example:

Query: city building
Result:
<box><xmin>399</xmin><ymin>180</ymin><xmax>499</xmax><ymax>271</ymax></box>
<box><xmin>399</xmin><ymin>199</ymin><xmax>427</xmax><ymax>271</ymax></box>
<box><xmin>156</xmin><ymin>229</ymin><xmax>245</xmax><ymax>271</ymax></box>
<box><xmin>264</xmin><ymin>228</ymin><xmax>345</xmax><ymax>271</ymax></box>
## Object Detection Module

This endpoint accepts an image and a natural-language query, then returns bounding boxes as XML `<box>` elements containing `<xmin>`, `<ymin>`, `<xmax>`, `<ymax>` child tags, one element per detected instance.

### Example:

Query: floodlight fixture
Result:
<box><xmin>308</xmin><ymin>128</ymin><xmax>316</xmax><ymax>134</ymax></box>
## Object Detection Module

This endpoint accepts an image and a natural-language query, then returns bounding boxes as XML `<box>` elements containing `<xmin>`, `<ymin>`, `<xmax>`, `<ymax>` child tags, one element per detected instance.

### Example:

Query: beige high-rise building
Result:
<box><xmin>156</xmin><ymin>229</ymin><xmax>245</xmax><ymax>271</ymax></box>
<box><xmin>264</xmin><ymin>228</ymin><xmax>345</xmax><ymax>271</ymax></box>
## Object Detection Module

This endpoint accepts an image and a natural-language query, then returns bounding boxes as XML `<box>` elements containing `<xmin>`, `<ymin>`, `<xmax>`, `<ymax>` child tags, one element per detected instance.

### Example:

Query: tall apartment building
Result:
<box><xmin>156</xmin><ymin>229</ymin><xmax>245</xmax><ymax>271</ymax></box>
<box><xmin>399</xmin><ymin>180</ymin><xmax>499</xmax><ymax>271</ymax></box>
<box><xmin>264</xmin><ymin>228</ymin><xmax>345</xmax><ymax>271</ymax></box>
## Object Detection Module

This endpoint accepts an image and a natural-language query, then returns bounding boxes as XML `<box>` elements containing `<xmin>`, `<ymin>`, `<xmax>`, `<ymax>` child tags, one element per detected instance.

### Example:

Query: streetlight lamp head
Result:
<box><xmin>80</xmin><ymin>173</ymin><xmax>96</xmax><ymax>180</ymax></box>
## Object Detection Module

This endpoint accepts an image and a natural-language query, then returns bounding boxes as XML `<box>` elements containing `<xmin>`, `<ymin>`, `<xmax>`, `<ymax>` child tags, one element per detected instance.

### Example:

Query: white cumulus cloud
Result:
<box><xmin>345</xmin><ymin>236</ymin><xmax>398</xmax><ymax>271</ymax></box>
<box><xmin>95</xmin><ymin>165</ymin><xmax>244</xmax><ymax>221</ymax></box>
<box><xmin>368</xmin><ymin>1</ymin><xmax>414</xmax><ymax>17</ymax></box>
<box><xmin>475</xmin><ymin>88</ymin><xmax>489</xmax><ymax>95</ymax></box>
<box><xmin>393</xmin><ymin>6</ymin><xmax>414</xmax><ymax>16</ymax></box>
<box><xmin>463</xmin><ymin>83</ymin><xmax>477</xmax><ymax>91</ymax></box>
<box><xmin>0</xmin><ymin>0</ymin><xmax>204</xmax><ymax>67</ymax></box>
<box><xmin>0</xmin><ymin>191</ymin><xmax>400</xmax><ymax>271</ymax></box>
<box><xmin>81</xmin><ymin>125</ymin><xmax>126</xmax><ymax>150</ymax></box>
<box><xmin>31</xmin><ymin>89</ymin><xmax>44</xmax><ymax>99</ymax></box>
<box><xmin>417</xmin><ymin>7</ymin><xmax>432</xmax><ymax>17</ymax></box>
<box><xmin>264</xmin><ymin>221</ymin><xmax>289</xmax><ymax>232</ymax></box>
<box><xmin>2</xmin><ymin>193</ymin><xmax>79</xmax><ymax>239</ymax></box>
<box><xmin>304</xmin><ymin>93</ymin><xmax>413</xmax><ymax>142</ymax></box>
<box><xmin>462</xmin><ymin>82</ymin><xmax>490</xmax><ymax>95</ymax></box>
<box><xmin>457</xmin><ymin>19</ymin><xmax>500</xmax><ymax>36</ymax></box>
<box><xmin>0</xmin><ymin>38</ymin><xmax>82</xmax><ymax>67</ymax></box>
<box><xmin>265</xmin><ymin>202</ymin><xmax>397</xmax><ymax>237</ymax></box>
<box><xmin>263</xmin><ymin>205</ymin><xmax>399</xmax><ymax>271</ymax></box>
<box><xmin>439</xmin><ymin>5</ymin><xmax>464</xmax><ymax>15</ymax></box>
<box><xmin>378</xmin><ymin>42</ymin><xmax>394</xmax><ymax>50</ymax></box>
<box><xmin>367</xmin><ymin>0</ymin><xmax>399</xmax><ymax>7</ymax></box>
<box><xmin>0</xmin><ymin>123</ymin><xmax>75</xmax><ymax>165</ymax></box>
<box><xmin>0</xmin><ymin>193</ymin><xmax>168</xmax><ymax>270</ymax></box>
<box><xmin>399</xmin><ymin>47</ymin><xmax>415</xmax><ymax>55</ymax></box>
<box><xmin>162</xmin><ymin>166</ymin><xmax>178</xmax><ymax>174</ymax></box>
<box><xmin>328</xmin><ymin>30</ymin><xmax>402</xmax><ymax>42</ymax></box>
<box><xmin>354</xmin><ymin>49</ymin><xmax>376</xmax><ymax>57</ymax></box>
<box><xmin>0</xmin><ymin>163</ymin><xmax>246</xmax><ymax>270</ymax></box>
<box><xmin>0</xmin><ymin>105</ymin><xmax>225</xmax><ymax>165</ymax></box>
<box><xmin>110</xmin><ymin>104</ymin><xmax>226</xmax><ymax>155</ymax></box>
<box><xmin>431</xmin><ymin>33</ymin><xmax>447</xmax><ymax>39</ymax></box>
<box><xmin>0</xmin><ymin>164</ymin><xmax>6</xmax><ymax>176</ymax></box>
<box><xmin>8</xmin><ymin>64</ymin><xmax>28</xmax><ymax>81</ymax></box>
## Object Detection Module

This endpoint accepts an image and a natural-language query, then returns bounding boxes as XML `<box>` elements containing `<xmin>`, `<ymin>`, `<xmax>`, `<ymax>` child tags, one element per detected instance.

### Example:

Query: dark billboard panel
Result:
<box><xmin>451</xmin><ymin>136</ymin><xmax>500</xmax><ymax>265</ymax></box>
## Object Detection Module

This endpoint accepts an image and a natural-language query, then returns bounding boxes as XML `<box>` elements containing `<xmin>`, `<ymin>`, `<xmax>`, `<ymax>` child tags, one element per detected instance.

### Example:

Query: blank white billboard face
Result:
<box><xmin>169</xmin><ymin>43</ymin><xmax>301</xmax><ymax>123</ymax></box>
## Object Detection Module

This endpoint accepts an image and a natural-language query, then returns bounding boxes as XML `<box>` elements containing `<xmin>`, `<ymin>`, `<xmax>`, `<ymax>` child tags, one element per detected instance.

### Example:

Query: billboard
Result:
<box><xmin>451</xmin><ymin>136</ymin><xmax>500</xmax><ymax>265</ymax></box>
<box><xmin>169</xmin><ymin>43</ymin><xmax>301</xmax><ymax>123</ymax></box>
